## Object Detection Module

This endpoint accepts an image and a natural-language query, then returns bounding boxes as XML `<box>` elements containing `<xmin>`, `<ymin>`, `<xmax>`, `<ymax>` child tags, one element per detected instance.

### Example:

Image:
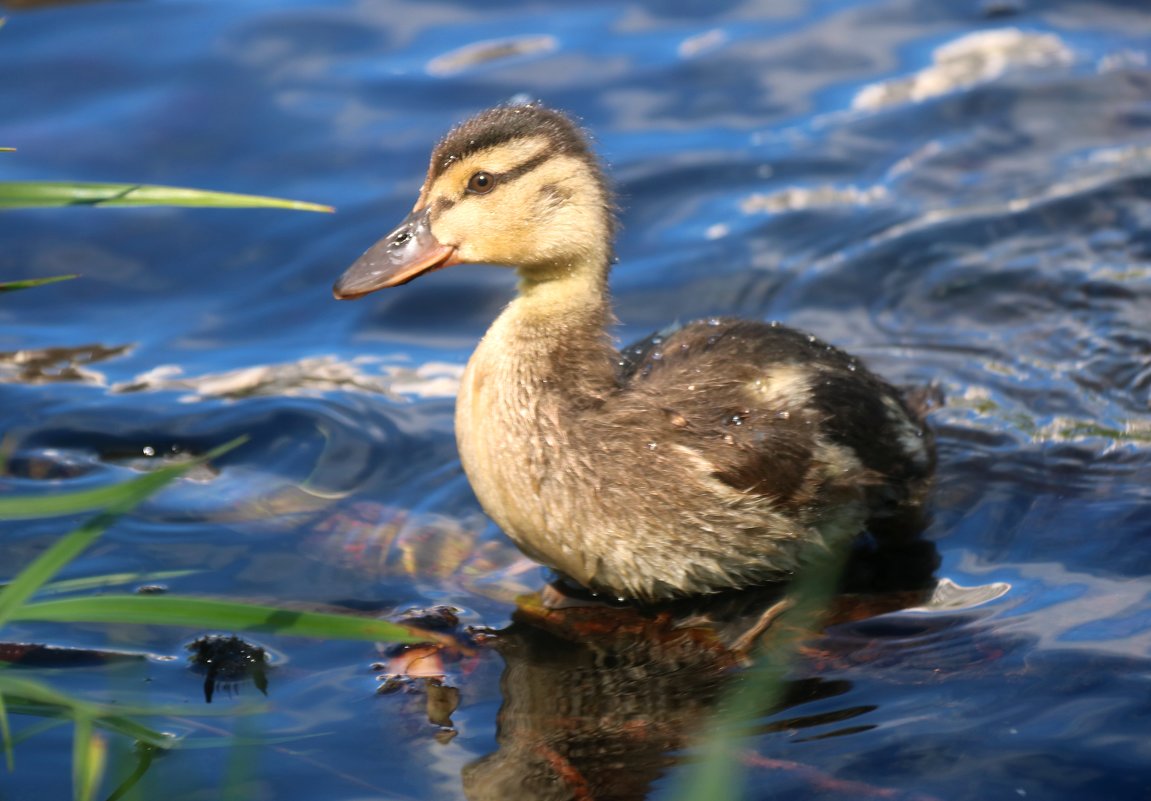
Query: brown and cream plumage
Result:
<box><xmin>334</xmin><ymin>104</ymin><xmax>934</xmax><ymax>602</ymax></box>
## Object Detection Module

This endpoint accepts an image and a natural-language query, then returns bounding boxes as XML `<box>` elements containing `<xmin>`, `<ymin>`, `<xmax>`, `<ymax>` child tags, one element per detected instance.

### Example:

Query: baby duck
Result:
<box><xmin>334</xmin><ymin>104</ymin><xmax>934</xmax><ymax>602</ymax></box>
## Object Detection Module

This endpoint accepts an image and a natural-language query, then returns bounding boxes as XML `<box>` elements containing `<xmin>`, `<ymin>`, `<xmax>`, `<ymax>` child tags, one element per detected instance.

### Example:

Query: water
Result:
<box><xmin>2</xmin><ymin>0</ymin><xmax>1150</xmax><ymax>799</ymax></box>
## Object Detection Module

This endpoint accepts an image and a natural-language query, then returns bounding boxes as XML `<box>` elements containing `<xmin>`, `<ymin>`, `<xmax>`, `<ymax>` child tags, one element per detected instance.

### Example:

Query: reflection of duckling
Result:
<box><xmin>334</xmin><ymin>104</ymin><xmax>934</xmax><ymax>602</ymax></box>
<box><xmin>461</xmin><ymin>560</ymin><xmax>942</xmax><ymax>801</ymax></box>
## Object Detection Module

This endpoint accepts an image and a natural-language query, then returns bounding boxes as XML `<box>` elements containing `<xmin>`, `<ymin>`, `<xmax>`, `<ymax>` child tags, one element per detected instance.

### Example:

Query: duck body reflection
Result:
<box><xmin>463</xmin><ymin>535</ymin><xmax>940</xmax><ymax>801</ymax></box>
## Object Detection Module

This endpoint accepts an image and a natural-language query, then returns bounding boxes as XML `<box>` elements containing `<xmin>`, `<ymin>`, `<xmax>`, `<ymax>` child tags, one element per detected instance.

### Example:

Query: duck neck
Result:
<box><xmin>484</xmin><ymin>257</ymin><xmax>619</xmax><ymax>400</ymax></box>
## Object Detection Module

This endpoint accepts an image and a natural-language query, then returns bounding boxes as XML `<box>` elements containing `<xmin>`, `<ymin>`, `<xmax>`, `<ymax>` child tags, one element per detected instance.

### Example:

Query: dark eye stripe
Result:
<box><xmin>491</xmin><ymin>151</ymin><xmax>551</xmax><ymax>185</ymax></box>
<box><xmin>431</xmin><ymin>151</ymin><xmax>554</xmax><ymax>218</ymax></box>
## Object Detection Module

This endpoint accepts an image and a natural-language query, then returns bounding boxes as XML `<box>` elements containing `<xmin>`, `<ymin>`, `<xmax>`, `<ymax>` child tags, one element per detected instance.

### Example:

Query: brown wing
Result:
<box><xmin>611</xmin><ymin>318</ymin><xmax>934</xmax><ymax>516</ymax></box>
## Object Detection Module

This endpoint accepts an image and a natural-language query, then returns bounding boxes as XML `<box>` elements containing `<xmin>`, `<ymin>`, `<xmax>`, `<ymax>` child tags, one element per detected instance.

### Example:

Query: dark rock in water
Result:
<box><xmin>186</xmin><ymin>634</ymin><xmax>270</xmax><ymax>704</ymax></box>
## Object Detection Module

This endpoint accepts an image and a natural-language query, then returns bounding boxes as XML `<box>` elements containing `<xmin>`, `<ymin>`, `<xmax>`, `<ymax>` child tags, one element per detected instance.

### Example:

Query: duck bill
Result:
<box><xmin>333</xmin><ymin>208</ymin><xmax>458</xmax><ymax>299</ymax></box>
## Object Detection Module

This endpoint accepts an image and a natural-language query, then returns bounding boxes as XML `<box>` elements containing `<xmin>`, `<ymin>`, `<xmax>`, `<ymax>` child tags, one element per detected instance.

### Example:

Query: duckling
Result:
<box><xmin>334</xmin><ymin>104</ymin><xmax>934</xmax><ymax>602</ymax></box>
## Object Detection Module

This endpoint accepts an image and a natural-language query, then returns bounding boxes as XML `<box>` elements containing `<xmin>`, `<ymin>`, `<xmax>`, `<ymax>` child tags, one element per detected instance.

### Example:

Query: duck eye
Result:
<box><xmin>467</xmin><ymin>171</ymin><xmax>495</xmax><ymax>194</ymax></box>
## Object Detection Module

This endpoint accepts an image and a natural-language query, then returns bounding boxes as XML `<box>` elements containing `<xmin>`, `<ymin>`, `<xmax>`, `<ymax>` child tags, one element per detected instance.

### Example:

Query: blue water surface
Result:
<box><xmin>1</xmin><ymin>0</ymin><xmax>1150</xmax><ymax>799</ymax></box>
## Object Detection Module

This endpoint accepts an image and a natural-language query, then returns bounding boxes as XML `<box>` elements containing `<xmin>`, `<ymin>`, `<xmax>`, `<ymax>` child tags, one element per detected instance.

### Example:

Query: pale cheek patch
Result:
<box><xmin>427</xmin><ymin>147</ymin><xmax>609</xmax><ymax>272</ymax></box>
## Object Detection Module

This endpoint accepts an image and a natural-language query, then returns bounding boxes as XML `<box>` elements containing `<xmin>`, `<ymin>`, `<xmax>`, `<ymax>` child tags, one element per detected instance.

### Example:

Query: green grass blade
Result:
<box><xmin>0</xmin><ymin>512</ymin><xmax>127</xmax><ymax>628</ymax></box>
<box><xmin>0</xmin><ymin>473</ymin><xmax>186</xmax><ymax>520</ymax></box>
<box><xmin>103</xmin><ymin>742</ymin><xmax>154</xmax><ymax>801</ymax></box>
<box><xmin>73</xmin><ymin>715</ymin><xmax>106</xmax><ymax>801</ymax></box>
<box><xmin>0</xmin><ymin>437</ymin><xmax>245</xmax><ymax>520</ymax></box>
<box><xmin>0</xmin><ymin>675</ymin><xmax>244</xmax><ymax>736</ymax></box>
<box><xmin>0</xmin><ymin>182</ymin><xmax>332</xmax><ymax>212</ymax></box>
<box><xmin>0</xmin><ymin>439</ymin><xmax>245</xmax><ymax>626</ymax></box>
<box><xmin>669</xmin><ymin>545</ymin><xmax>850</xmax><ymax>801</ymax></box>
<box><xmin>0</xmin><ymin>675</ymin><xmax>121</xmax><ymax>713</ymax></box>
<box><xmin>28</xmin><ymin>569</ymin><xmax>199</xmax><ymax>596</ymax></box>
<box><xmin>82</xmin><ymin>716</ymin><xmax>173</xmax><ymax>749</ymax></box>
<box><xmin>72</xmin><ymin>715</ymin><xmax>91</xmax><ymax>801</ymax></box>
<box><xmin>11</xmin><ymin>595</ymin><xmax>434</xmax><ymax>644</ymax></box>
<box><xmin>0</xmin><ymin>715</ymin><xmax>68</xmax><ymax>750</ymax></box>
<box><xmin>9</xmin><ymin>703</ymin><xmax>185</xmax><ymax>761</ymax></box>
<box><xmin>0</xmin><ymin>274</ymin><xmax>78</xmax><ymax>293</ymax></box>
<box><xmin>0</xmin><ymin>692</ymin><xmax>12</xmax><ymax>771</ymax></box>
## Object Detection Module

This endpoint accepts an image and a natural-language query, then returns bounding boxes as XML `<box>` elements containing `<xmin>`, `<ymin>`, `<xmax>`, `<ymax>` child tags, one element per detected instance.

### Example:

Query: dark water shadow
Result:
<box><xmin>463</xmin><ymin>531</ymin><xmax>941</xmax><ymax>801</ymax></box>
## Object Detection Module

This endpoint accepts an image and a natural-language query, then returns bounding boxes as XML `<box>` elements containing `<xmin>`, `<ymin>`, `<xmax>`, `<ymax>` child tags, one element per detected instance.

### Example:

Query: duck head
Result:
<box><xmin>334</xmin><ymin>104</ymin><xmax>616</xmax><ymax>300</ymax></box>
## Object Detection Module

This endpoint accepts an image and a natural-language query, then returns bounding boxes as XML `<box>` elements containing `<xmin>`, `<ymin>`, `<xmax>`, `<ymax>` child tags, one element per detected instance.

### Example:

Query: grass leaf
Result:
<box><xmin>0</xmin><ymin>182</ymin><xmax>332</xmax><ymax>212</ymax></box>
<box><xmin>0</xmin><ymin>692</ymin><xmax>12</xmax><ymax>771</ymax></box>
<box><xmin>10</xmin><ymin>595</ymin><xmax>433</xmax><ymax>644</ymax></box>
<box><xmin>28</xmin><ymin>569</ymin><xmax>199</xmax><ymax>596</ymax></box>
<box><xmin>0</xmin><ymin>675</ymin><xmax>248</xmax><ymax>734</ymax></box>
<box><xmin>0</xmin><ymin>437</ymin><xmax>245</xmax><ymax>520</ymax></box>
<box><xmin>0</xmin><ymin>439</ymin><xmax>245</xmax><ymax>626</ymax></box>
<box><xmin>0</xmin><ymin>513</ymin><xmax>118</xmax><ymax>629</ymax></box>
<box><xmin>72</xmin><ymin>716</ymin><xmax>106</xmax><ymax>801</ymax></box>
<box><xmin>0</xmin><ymin>275</ymin><xmax>78</xmax><ymax>293</ymax></box>
<box><xmin>669</xmin><ymin>545</ymin><xmax>850</xmax><ymax>801</ymax></box>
